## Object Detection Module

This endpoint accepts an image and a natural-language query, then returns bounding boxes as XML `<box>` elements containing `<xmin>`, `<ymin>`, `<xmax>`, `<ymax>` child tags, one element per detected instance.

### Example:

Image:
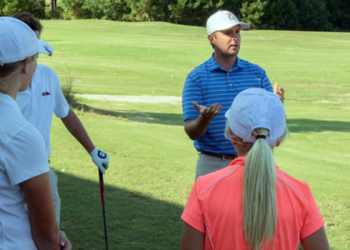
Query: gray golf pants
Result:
<box><xmin>195</xmin><ymin>153</ymin><xmax>234</xmax><ymax>180</ymax></box>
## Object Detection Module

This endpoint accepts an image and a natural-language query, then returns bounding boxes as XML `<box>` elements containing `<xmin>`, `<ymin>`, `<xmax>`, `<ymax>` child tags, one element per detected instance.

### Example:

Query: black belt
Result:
<box><xmin>200</xmin><ymin>151</ymin><xmax>237</xmax><ymax>160</ymax></box>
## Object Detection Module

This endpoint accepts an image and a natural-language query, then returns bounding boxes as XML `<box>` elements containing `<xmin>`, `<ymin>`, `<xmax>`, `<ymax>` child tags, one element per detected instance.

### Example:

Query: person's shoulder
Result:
<box><xmin>238</xmin><ymin>58</ymin><xmax>266</xmax><ymax>71</ymax></box>
<box><xmin>35</xmin><ymin>64</ymin><xmax>59</xmax><ymax>77</ymax></box>
<box><xmin>187</xmin><ymin>57</ymin><xmax>211</xmax><ymax>78</ymax></box>
<box><xmin>196</xmin><ymin>163</ymin><xmax>243</xmax><ymax>192</ymax></box>
<box><xmin>276</xmin><ymin>168</ymin><xmax>312</xmax><ymax>197</ymax></box>
<box><xmin>19</xmin><ymin>125</ymin><xmax>44</xmax><ymax>144</ymax></box>
<box><xmin>33</xmin><ymin>64</ymin><xmax>60</xmax><ymax>88</ymax></box>
<box><xmin>0</xmin><ymin>107</ymin><xmax>33</xmax><ymax>144</ymax></box>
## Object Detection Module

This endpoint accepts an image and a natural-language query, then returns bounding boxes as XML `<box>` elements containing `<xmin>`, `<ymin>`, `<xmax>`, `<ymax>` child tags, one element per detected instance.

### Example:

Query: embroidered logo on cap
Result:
<box><xmin>45</xmin><ymin>45</ymin><xmax>53</xmax><ymax>56</ymax></box>
<box><xmin>226</xmin><ymin>13</ymin><xmax>235</xmax><ymax>20</ymax></box>
<box><xmin>98</xmin><ymin>150</ymin><xmax>107</xmax><ymax>159</ymax></box>
<box><xmin>42</xmin><ymin>91</ymin><xmax>51</xmax><ymax>96</ymax></box>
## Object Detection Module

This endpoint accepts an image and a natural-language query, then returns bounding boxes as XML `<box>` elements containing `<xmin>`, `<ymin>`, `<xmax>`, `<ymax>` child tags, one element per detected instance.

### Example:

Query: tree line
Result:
<box><xmin>1</xmin><ymin>0</ymin><xmax>349</xmax><ymax>31</ymax></box>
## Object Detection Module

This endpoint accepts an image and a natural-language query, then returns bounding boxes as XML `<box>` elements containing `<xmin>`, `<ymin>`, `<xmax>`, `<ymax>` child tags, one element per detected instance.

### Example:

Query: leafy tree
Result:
<box><xmin>261</xmin><ymin>0</ymin><xmax>299</xmax><ymax>30</ymax></box>
<box><xmin>124</xmin><ymin>0</ymin><xmax>166</xmax><ymax>21</ymax></box>
<box><xmin>221</xmin><ymin>0</ymin><xmax>245</xmax><ymax>18</ymax></box>
<box><xmin>0</xmin><ymin>1</ymin><xmax>6</xmax><ymax>15</ymax></box>
<box><xmin>60</xmin><ymin>0</ymin><xmax>130</xmax><ymax>20</ymax></box>
<box><xmin>326</xmin><ymin>0</ymin><xmax>350</xmax><ymax>31</ymax></box>
<box><xmin>0</xmin><ymin>0</ymin><xmax>45</xmax><ymax>18</ymax></box>
<box><xmin>61</xmin><ymin>0</ymin><xmax>85</xmax><ymax>19</ymax></box>
<box><xmin>45</xmin><ymin>5</ymin><xmax>64</xmax><ymax>19</ymax></box>
<box><xmin>240</xmin><ymin>0</ymin><xmax>268</xmax><ymax>29</ymax></box>
<box><xmin>103</xmin><ymin>0</ymin><xmax>130</xmax><ymax>21</ymax></box>
<box><xmin>338</xmin><ymin>0</ymin><xmax>350</xmax><ymax>30</ymax></box>
<box><xmin>294</xmin><ymin>0</ymin><xmax>330</xmax><ymax>31</ymax></box>
<box><xmin>80</xmin><ymin>0</ymin><xmax>105</xmax><ymax>19</ymax></box>
<box><xmin>169</xmin><ymin>0</ymin><xmax>224</xmax><ymax>25</ymax></box>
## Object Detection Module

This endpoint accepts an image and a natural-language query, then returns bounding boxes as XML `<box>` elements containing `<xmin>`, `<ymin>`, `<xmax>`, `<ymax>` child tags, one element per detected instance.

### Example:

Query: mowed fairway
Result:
<box><xmin>39</xmin><ymin>20</ymin><xmax>350</xmax><ymax>249</ymax></box>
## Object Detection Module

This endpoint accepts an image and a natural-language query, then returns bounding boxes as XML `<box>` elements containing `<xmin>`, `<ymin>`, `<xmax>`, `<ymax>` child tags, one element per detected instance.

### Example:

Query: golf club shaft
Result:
<box><xmin>99</xmin><ymin>171</ymin><xmax>108</xmax><ymax>250</ymax></box>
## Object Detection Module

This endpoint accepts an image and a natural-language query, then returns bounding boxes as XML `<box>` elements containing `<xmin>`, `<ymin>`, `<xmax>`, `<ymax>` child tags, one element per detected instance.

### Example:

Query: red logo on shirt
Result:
<box><xmin>226</xmin><ymin>13</ymin><xmax>235</xmax><ymax>20</ymax></box>
<box><xmin>42</xmin><ymin>92</ymin><xmax>51</xmax><ymax>96</ymax></box>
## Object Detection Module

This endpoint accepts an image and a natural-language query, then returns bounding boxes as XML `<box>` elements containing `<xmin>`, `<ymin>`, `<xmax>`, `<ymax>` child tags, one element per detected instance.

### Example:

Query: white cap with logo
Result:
<box><xmin>206</xmin><ymin>10</ymin><xmax>250</xmax><ymax>35</ymax></box>
<box><xmin>225</xmin><ymin>88</ymin><xmax>286</xmax><ymax>146</ymax></box>
<box><xmin>0</xmin><ymin>17</ymin><xmax>53</xmax><ymax>66</ymax></box>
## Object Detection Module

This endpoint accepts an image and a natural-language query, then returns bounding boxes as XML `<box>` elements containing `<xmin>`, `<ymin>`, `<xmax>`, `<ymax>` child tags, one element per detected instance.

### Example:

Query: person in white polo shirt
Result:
<box><xmin>0</xmin><ymin>16</ymin><xmax>71</xmax><ymax>250</ymax></box>
<box><xmin>13</xmin><ymin>12</ymin><xmax>110</xmax><ymax>225</ymax></box>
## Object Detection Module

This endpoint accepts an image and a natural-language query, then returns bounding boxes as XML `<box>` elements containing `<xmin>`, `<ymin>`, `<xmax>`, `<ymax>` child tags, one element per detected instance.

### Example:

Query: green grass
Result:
<box><xmin>40</xmin><ymin>20</ymin><xmax>350</xmax><ymax>249</ymax></box>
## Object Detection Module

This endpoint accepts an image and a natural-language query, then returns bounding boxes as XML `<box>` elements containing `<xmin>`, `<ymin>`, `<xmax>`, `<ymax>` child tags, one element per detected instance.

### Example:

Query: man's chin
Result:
<box><xmin>229</xmin><ymin>48</ymin><xmax>240</xmax><ymax>55</ymax></box>
<box><xmin>224</xmin><ymin>51</ymin><xmax>239</xmax><ymax>58</ymax></box>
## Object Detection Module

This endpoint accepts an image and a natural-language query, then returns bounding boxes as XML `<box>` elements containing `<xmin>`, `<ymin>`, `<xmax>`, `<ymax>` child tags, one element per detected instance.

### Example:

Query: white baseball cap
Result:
<box><xmin>0</xmin><ymin>17</ymin><xmax>53</xmax><ymax>66</ymax></box>
<box><xmin>225</xmin><ymin>88</ymin><xmax>286</xmax><ymax>146</ymax></box>
<box><xmin>206</xmin><ymin>10</ymin><xmax>250</xmax><ymax>35</ymax></box>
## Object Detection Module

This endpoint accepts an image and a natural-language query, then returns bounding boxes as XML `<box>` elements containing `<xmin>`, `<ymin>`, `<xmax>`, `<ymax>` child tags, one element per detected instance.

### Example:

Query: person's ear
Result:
<box><xmin>275</xmin><ymin>140</ymin><xmax>281</xmax><ymax>147</ymax></box>
<box><xmin>208</xmin><ymin>34</ymin><xmax>215</xmax><ymax>45</ymax></box>
<box><xmin>21</xmin><ymin>57</ymin><xmax>32</xmax><ymax>74</ymax></box>
<box><xmin>231</xmin><ymin>135</ymin><xmax>242</xmax><ymax>146</ymax></box>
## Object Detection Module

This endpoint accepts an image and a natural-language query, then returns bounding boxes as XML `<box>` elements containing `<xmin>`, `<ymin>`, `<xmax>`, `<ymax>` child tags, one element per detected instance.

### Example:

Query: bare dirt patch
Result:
<box><xmin>76</xmin><ymin>94</ymin><xmax>181</xmax><ymax>105</ymax></box>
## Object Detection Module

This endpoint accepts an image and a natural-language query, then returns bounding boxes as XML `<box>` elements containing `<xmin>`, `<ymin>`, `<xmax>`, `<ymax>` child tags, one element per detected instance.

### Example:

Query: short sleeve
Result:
<box><xmin>261</xmin><ymin>70</ymin><xmax>273</xmax><ymax>92</ymax></box>
<box><xmin>53</xmin><ymin>73</ymin><xmax>70</xmax><ymax>118</ymax></box>
<box><xmin>4</xmin><ymin>126</ymin><xmax>49</xmax><ymax>185</ymax></box>
<box><xmin>181</xmin><ymin>181</ymin><xmax>205</xmax><ymax>233</ymax></box>
<box><xmin>182</xmin><ymin>73</ymin><xmax>203</xmax><ymax>121</ymax></box>
<box><xmin>300</xmin><ymin>184</ymin><xmax>325</xmax><ymax>239</ymax></box>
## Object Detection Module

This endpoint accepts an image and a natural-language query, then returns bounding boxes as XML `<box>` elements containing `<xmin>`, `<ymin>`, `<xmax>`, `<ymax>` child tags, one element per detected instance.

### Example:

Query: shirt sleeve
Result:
<box><xmin>261</xmin><ymin>70</ymin><xmax>273</xmax><ymax>92</ymax></box>
<box><xmin>53</xmin><ymin>72</ymin><xmax>70</xmax><ymax>118</ymax></box>
<box><xmin>182</xmin><ymin>73</ymin><xmax>203</xmax><ymax>121</ymax></box>
<box><xmin>4</xmin><ymin>126</ymin><xmax>49</xmax><ymax>185</ymax></box>
<box><xmin>300</xmin><ymin>184</ymin><xmax>325</xmax><ymax>239</ymax></box>
<box><xmin>181</xmin><ymin>181</ymin><xmax>205</xmax><ymax>233</ymax></box>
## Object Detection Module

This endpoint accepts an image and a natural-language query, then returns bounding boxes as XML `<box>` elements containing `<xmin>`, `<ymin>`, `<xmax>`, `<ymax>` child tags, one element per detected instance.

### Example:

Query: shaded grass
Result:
<box><xmin>50</xmin><ymin>114</ymin><xmax>195</xmax><ymax>250</ymax></box>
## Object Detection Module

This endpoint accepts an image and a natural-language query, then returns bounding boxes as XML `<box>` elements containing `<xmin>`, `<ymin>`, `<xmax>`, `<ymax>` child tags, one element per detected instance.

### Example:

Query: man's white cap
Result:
<box><xmin>207</xmin><ymin>10</ymin><xmax>250</xmax><ymax>35</ymax></box>
<box><xmin>0</xmin><ymin>17</ymin><xmax>53</xmax><ymax>66</ymax></box>
<box><xmin>225</xmin><ymin>88</ymin><xmax>285</xmax><ymax>146</ymax></box>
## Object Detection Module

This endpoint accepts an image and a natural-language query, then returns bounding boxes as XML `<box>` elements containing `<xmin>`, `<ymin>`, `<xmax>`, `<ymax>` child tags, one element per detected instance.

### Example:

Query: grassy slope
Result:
<box><xmin>41</xmin><ymin>20</ymin><xmax>350</xmax><ymax>249</ymax></box>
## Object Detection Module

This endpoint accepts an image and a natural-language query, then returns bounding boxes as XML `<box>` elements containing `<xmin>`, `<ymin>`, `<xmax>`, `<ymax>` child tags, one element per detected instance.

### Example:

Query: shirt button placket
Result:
<box><xmin>227</xmin><ymin>72</ymin><xmax>233</xmax><ymax>88</ymax></box>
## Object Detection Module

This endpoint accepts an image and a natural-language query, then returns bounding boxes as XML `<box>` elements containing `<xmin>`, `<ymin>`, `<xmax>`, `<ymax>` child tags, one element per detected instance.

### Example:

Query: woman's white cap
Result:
<box><xmin>0</xmin><ymin>17</ymin><xmax>53</xmax><ymax>66</ymax></box>
<box><xmin>225</xmin><ymin>88</ymin><xmax>286</xmax><ymax>146</ymax></box>
<box><xmin>206</xmin><ymin>10</ymin><xmax>250</xmax><ymax>35</ymax></box>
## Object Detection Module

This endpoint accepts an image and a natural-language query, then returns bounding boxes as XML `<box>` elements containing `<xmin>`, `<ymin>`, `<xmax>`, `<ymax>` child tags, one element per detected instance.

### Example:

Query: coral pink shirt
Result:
<box><xmin>181</xmin><ymin>157</ymin><xmax>324</xmax><ymax>250</ymax></box>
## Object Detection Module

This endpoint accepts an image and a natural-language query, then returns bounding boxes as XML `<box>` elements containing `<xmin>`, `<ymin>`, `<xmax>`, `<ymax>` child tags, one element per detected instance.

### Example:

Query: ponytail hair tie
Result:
<box><xmin>256</xmin><ymin>135</ymin><xmax>266</xmax><ymax>140</ymax></box>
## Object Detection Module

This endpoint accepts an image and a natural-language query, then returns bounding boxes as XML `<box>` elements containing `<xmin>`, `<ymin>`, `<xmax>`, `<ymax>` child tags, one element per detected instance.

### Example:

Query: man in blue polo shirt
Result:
<box><xmin>182</xmin><ymin>10</ymin><xmax>285</xmax><ymax>179</ymax></box>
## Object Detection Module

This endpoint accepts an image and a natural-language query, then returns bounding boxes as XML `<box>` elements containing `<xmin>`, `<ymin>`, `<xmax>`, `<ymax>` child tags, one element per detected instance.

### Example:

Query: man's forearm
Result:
<box><xmin>61</xmin><ymin>109</ymin><xmax>95</xmax><ymax>153</ymax></box>
<box><xmin>184</xmin><ymin>117</ymin><xmax>211</xmax><ymax>140</ymax></box>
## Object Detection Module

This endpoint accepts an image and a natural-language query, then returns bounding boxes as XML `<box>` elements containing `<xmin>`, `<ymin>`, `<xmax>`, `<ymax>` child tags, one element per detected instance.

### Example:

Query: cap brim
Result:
<box><xmin>219</xmin><ymin>22</ymin><xmax>250</xmax><ymax>31</ymax></box>
<box><xmin>38</xmin><ymin>40</ymin><xmax>53</xmax><ymax>56</ymax></box>
<box><xmin>238</xmin><ymin>22</ymin><xmax>250</xmax><ymax>30</ymax></box>
<box><xmin>208</xmin><ymin>22</ymin><xmax>251</xmax><ymax>35</ymax></box>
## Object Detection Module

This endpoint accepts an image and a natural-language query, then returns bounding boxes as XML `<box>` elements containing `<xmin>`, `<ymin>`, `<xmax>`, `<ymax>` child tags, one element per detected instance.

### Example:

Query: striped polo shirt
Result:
<box><xmin>182</xmin><ymin>55</ymin><xmax>273</xmax><ymax>155</ymax></box>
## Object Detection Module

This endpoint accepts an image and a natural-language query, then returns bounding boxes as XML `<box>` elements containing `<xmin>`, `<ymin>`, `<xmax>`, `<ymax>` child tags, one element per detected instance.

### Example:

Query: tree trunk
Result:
<box><xmin>50</xmin><ymin>0</ymin><xmax>56</xmax><ymax>11</ymax></box>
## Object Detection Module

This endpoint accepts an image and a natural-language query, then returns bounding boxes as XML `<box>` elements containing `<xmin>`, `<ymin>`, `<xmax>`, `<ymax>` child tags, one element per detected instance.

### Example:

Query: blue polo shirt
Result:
<box><xmin>182</xmin><ymin>55</ymin><xmax>273</xmax><ymax>155</ymax></box>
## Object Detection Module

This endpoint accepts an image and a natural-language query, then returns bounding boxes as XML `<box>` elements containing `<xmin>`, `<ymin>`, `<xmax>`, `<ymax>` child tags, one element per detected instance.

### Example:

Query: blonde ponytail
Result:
<box><xmin>243</xmin><ymin>128</ymin><xmax>277</xmax><ymax>250</ymax></box>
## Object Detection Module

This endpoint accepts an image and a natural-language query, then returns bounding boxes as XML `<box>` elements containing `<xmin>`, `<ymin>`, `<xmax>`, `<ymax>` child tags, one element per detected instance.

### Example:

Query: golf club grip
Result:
<box><xmin>99</xmin><ymin>171</ymin><xmax>105</xmax><ymax>206</ymax></box>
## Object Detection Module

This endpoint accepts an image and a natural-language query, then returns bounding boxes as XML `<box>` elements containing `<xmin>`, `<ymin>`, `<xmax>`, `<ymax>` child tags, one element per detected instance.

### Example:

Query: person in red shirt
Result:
<box><xmin>180</xmin><ymin>88</ymin><xmax>330</xmax><ymax>250</ymax></box>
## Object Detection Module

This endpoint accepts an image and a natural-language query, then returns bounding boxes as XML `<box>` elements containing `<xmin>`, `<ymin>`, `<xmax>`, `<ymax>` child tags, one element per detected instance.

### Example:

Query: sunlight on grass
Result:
<box><xmin>44</xmin><ymin>20</ymin><xmax>350</xmax><ymax>250</ymax></box>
